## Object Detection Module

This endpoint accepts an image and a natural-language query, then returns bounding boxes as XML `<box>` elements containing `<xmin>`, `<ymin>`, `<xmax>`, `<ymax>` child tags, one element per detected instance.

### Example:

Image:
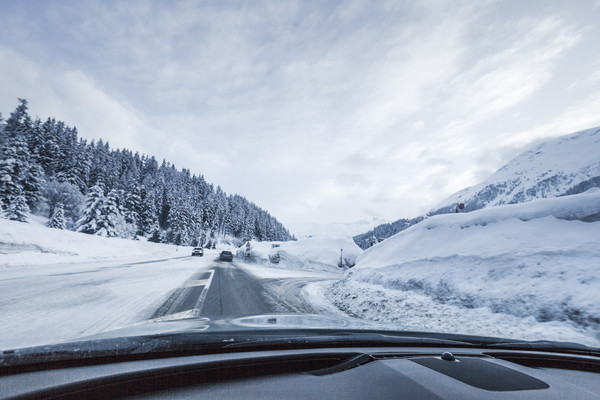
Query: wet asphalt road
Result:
<box><xmin>152</xmin><ymin>259</ymin><xmax>282</xmax><ymax>320</ymax></box>
<box><xmin>201</xmin><ymin>261</ymin><xmax>278</xmax><ymax>318</ymax></box>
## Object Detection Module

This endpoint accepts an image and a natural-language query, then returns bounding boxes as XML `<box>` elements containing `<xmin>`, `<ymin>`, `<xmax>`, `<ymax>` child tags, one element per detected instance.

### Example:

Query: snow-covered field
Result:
<box><xmin>316</xmin><ymin>190</ymin><xmax>600</xmax><ymax>346</ymax></box>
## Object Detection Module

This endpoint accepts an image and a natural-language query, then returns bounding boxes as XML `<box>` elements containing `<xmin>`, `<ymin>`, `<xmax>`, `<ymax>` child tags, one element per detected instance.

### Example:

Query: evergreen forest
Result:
<box><xmin>0</xmin><ymin>99</ymin><xmax>294</xmax><ymax>246</ymax></box>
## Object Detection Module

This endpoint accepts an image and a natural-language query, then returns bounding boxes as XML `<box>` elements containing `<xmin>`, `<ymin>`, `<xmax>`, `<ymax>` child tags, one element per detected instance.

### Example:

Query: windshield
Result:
<box><xmin>1</xmin><ymin>0</ymin><xmax>599</xmax><ymax>355</ymax></box>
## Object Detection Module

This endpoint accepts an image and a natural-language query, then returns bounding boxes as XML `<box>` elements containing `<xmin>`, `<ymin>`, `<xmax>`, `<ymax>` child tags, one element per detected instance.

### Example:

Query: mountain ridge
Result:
<box><xmin>353</xmin><ymin>126</ymin><xmax>600</xmax><ymax>249</ymax></box>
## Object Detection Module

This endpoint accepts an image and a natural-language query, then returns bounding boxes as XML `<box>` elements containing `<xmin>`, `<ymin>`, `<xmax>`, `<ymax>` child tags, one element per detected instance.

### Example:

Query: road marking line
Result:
<box><xmin>183</xmin><ymin>279</ymin><xmax>210</xmax><ymax>287</ymax></box>
<box><xmin>194</xmin><ymin>269</ymin><xmax>214</xmax><ymax>310</ymax></box>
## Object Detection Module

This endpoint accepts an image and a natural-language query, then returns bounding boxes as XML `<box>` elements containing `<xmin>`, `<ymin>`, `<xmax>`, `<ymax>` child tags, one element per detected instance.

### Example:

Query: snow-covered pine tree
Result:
<box><xmin>3</xmin><ymin>193</ymin><xmax>29</xmax><ymax>222</ymax></box>
<box><xmin>43</xmin><ymin>179</ymin><xmax>84</xmax><ymax>228</ymax></box>
<box><xmin>147</xmin><ymin>222</ymin><xmax>162</xmax><ymax>243</ymax></box>
<box><xmin>0</xmin><ymin>135</ymin><xmax>41</xmax><ymax>212</ymax></box>
<box><xmin>96</xmin><ymin>189</ymin><xmax>121</xmax><ymax>237</ymax></box>
<box><xmin>56</xmin><ymin>128</ymin><xmax>87</xmax><ymax>191</ymax></box>
<box><xmin>27</xmin><ymin>118</ymin><xmax>45</xmax><ymax>162</ymax></box>
<box><xmin>48</xmin><ymin>203</ymin><xmax>66</xmax><ymax>229</ymax></box>
<box><xmin>12</xmin><ymin>135</ymin><xmax>33</xmax><ymax>195</ymax></box>
<box><xmin>40</xmin><ymin>118</ymin><xmax>58</xmax><ymax>175</ymax></box>
<box><xmin>0</xmin><ymin>146</ymin><xmax>19</xmax><ymax>209</ymax></box>
<box><xmin>199</xmin><ymin>223</ymin><xmax>207</xmax><ymax>247</ymax></box>
<box><xmin>209</xmin><ymin>218</ymin><xmax>218</xmax><ymax>248</ymax></box>
<box><xmin>88</xmin><ymin>139</ymin><xmax>109</xmax><ymax>188</ymax></box>
<box><xmin>124</xmin><ymin>183</ymin><xmax>142</xmax><ymax>225</ymax></box>
<box><xmin>76</xmin><ymin>185</ymin><xmax>105</xmax><ymax>234</ymax></box>
<box><xmin>22</xmin><ymin>160</ymin><xmax>44</xmax><ymax>211</ymax></box>
<box><xmin>138</xmin><ymin>188</ymin><xmax>157</xmax><ymax>235</ymax></box>
<box><xmin>3</xmin><ymin>99</ymin><xmax>30</xmax><ymax>142</ymax></box>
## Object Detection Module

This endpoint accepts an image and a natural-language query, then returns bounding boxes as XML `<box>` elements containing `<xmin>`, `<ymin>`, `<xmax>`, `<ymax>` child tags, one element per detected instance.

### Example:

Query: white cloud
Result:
<box><xmin>506</xmin><ymin>92</ymin><xmax>600</xmax><ymax>147</ymax></box>
<box><xmin>0</xmin><ymin>45</ymin><xmax>153</xmax><ymax>154</ymax></box>
<box><xmin>1</xmin><ymin>1</ymin><xmax>599</xmax><ymax>226</ymax></box>
<box><xmin>444</xmin><ymin>17</ymin><xmax>581</xmax><ymax>123</ymax></box>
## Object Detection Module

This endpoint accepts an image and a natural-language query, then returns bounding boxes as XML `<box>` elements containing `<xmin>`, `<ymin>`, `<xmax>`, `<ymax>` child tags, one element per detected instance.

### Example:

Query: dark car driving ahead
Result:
<box><xmin>219</xmin><ymin>250</ymin><xmax>233</xmax><ymax>261</ymax></box>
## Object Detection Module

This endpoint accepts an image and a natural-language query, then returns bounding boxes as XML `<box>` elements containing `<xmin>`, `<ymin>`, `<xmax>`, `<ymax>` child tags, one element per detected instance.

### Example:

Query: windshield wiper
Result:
<box><xmin>483</xmin><ymin>340</ymin><xmax>600</xmax><ymax>356</ymax></box>
<box><xmin>223</xmin><ymin>331</ymin><xmax>474</xmax><ymax>350</ymax></box>
<box><xmin>0</xmin><ymin>330</ymin><xmax>475</xmax><ymax>373</ymax></box>
<box><xmin>3</xmin><ymin>330</ymin><xmax>598</xmax><ymax>374</ymax></box>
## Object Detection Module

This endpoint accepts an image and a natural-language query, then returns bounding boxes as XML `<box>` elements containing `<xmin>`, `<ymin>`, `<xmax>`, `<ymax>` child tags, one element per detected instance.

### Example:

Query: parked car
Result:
<box><xmin>191</xmin><ymin>247</ymin><xmax>204</xmax><ymax>257</ymax></box>
<box><xmin>219</xmin><ymin>250</ymin><xmax>233</xmax><ymax>261</ymax></box>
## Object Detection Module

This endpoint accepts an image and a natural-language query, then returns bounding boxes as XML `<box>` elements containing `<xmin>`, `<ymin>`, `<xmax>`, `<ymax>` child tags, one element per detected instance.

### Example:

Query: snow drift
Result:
<box><xmin>241</xmin><ymin>237</ymin><xmax>363</xmax><ymax>272</ymax></box>
<box><xmin>323</xmin><ymin>189</ymin><xmax>600</xmax><ymax>345</ymax></box>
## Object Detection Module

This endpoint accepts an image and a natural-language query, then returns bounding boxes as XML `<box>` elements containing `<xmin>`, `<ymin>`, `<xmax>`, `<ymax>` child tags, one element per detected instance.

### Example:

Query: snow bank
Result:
<box><xmin>0</xmin><ymin>214</ymin><xmax>184</xmax><ymax>267</ymax></box>
<box><xmin>322</xmin><ymin>190</ymin><xmax>600</xmax><ymax>345</ymax></box>
<box><xmin>242</xmin><ymin>237</ymin><xmax>363</xmax><ymax>272</ymax></box>
<box><xmin>359</xmin><ymin>188</ymin><xmax>600</xmax><ymax>267</ymax></box>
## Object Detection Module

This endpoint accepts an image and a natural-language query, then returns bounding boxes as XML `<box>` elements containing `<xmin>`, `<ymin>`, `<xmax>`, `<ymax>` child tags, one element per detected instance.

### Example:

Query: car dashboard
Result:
<box><xmin>1</xmin><ymin>346</ymin><xmax>599</xmax><ymax>399</ymax></box>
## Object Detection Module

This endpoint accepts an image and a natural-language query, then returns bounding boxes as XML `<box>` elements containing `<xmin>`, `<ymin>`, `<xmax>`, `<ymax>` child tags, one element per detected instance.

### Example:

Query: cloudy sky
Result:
<box><xmin>1</xmin><ymin>0</ymin><xmax>599</xmax><ymax>228</ymax></box>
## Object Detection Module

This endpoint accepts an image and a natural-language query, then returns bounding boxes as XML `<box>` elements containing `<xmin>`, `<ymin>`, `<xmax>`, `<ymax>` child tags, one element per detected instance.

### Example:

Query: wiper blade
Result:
<box><xmin>0</xmin><ymin>332</ymin><xmax>466</xmax><ymax>374</ymax></box>
<box><xmin>5</xmin><ymin>329</ymin><xmax>597</xmax><ymax>374</ymax></box>
<box><xmin>223</xmin><ymin>332</ymin><xmax>473</xmax><ymax>350</ymax></box>
<box><xmin>484</xmin><ymin>340</ymin><xmax>600</xmax><ymax>355</ymax></box>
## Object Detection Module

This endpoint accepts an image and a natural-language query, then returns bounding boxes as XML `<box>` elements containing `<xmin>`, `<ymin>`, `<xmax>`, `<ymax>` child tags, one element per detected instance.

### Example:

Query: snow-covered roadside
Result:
<box><xmin>0</xmin><ymin>254</ymin><xmax>215</xmax><ymax>350</ymax></box>
<box><xmin>236</xmin><ymin>260</ymin><xmax>342</xmax><ymax>280</ymax></box>
<box><xmin>0</xmin><ymin>216</ymin><xmax>214</xmax><ymax>350</ymax></box>
<box><xmin>310</xmin><ymin>190</ymin><xmax>600</xmax><ymax>346</ymax></box>
<box><xmin>0</xmin><ymin>215</ymin><xmax>187</xmax><ymax>268</ymax></box>
<box><xmin>314</xmin><ymin>280</ymin><xmax>599</xmax><ymax>345</ymax></box>
<box><xmin>242</xmin><ymin>236</ymin><xmax>363</xmax><ymax>273</ymax></box>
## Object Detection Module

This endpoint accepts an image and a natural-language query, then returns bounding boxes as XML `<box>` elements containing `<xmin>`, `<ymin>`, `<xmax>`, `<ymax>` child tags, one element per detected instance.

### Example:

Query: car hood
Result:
<box><xmin>0</xmin><ymin>313</ymin><xmax>397</xmax><ymax>369</ymax></box>
<box><xmin>79</xmin><ymin>312</ymin><xmax>383</xmax><ymax>341</ymax></box>
<box><xmin>2</xmin><ymin>313</ymin><xmax>598</xmax><ymax>370</ymax></box>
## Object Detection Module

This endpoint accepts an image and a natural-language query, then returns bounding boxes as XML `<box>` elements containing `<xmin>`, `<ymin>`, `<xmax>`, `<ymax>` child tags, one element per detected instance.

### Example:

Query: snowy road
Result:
<box><xmin>0</xmin><ymin>252</ymin><xmax>340</xmax><ymax>350</ymax></box>
<box><xmin>200</xmin><ymin>262</ymin><xmax>279</xmax><ymax>318</ymax></box>
<box><xmin>153</xmin><ymin>259</ymin><xmax>335</xmax><ymax>319</ymax></box>
<box><xmin>151</xmin><ymin>260</ymin><xmax>282</xmax><ymax>319</ymax></box>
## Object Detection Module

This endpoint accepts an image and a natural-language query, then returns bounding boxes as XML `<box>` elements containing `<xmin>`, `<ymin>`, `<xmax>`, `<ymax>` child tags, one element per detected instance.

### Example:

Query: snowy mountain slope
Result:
<box><xmin>353</xmin><ymin>126</ymin><xmax>600</xmax><ymax>248</ymax></box>
<box><xmin>289</xmin><ymin>218</ymin><xmax>390</xmax><ymax>239</ymax></box>
<box><xmin>320</xmin><ymin>189</ymin><xmax>600</xmax><ymax>345</ymax></box>
<box><xmin>431</xmin><ymin>126</ymin><xmax>600</xmax><ymax>214</ymax></box>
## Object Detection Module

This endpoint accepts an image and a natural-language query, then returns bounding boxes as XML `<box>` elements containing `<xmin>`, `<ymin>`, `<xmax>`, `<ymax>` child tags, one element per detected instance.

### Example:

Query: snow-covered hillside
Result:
<box><xmin>432</xmin><ymin>126</ymin><xmax>600</xmax><ymax>214</ymax></box>
<box><xmin>352</xmin><ymin>126</ymin><xmax>600</xmax><ymax>248</ymax></box>
<box><xmin>318</xmin><ymin>189</ymin><xmax>600</xmax><ymax>345</ymax></box>
<box><xmin>0</xmin><ymin>215</ymin><xmax>184</xmax><ymax>267</ymax></box>
<box><xmin>289</xmin><ymin>218</ymin><xmax>390</xmax><ymax>239</ymax></box>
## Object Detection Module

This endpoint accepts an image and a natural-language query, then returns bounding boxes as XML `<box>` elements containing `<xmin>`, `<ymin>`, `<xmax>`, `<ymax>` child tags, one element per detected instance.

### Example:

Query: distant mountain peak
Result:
<box><xmin>354</xmin><ymin>125</ymin><xmax>600</xmax><ymax>248</ymax></box>
<box><xmin>430</xmin><ymin>126</ymin><xmax>600</xmax><ymax>215</ymax></box>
